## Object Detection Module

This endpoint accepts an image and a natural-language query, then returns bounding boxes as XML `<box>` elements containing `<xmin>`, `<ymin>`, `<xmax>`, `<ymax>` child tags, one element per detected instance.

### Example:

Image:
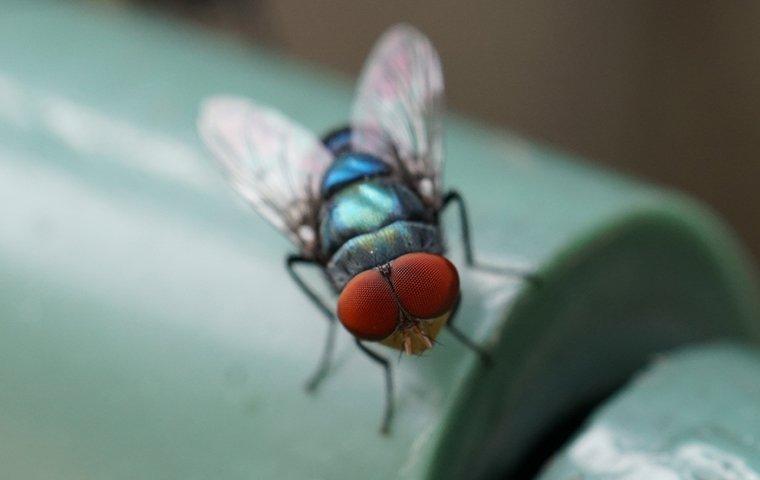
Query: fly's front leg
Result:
<box><xmin>355</xmin><ymin>339</ymin><xmax>394</xmax><ymax>435</ymax></box>
<box><xmin>286</xmin><ymin>254</ymin><xmax>338</xmax><ymax>392</ymax></box>
<box><xmin>441</xmin><ymin>190</ymin><xmax>541</xmax><ymax>286</ymax></box>
<box><xmin>446</xmin><ymin>295</ymin><xmax>492</xmax><ymax>367</ymax></box>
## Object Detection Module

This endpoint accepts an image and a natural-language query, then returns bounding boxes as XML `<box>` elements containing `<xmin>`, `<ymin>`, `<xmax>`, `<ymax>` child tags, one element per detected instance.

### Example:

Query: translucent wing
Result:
<box><xmin>351</xmin><ymin>24</ymin><xmax>445</xmax><ymax>205</ymax></box>
<box><xmin>198</xmin><ymin>96</ymin><xmax>332</xmax><ymax>256</ymax></box>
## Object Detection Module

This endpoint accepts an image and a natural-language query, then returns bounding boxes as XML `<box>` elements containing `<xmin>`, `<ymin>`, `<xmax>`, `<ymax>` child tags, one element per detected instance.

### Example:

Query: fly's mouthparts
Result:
<box><xmin>403</xmin><ymin>335</ymin><xmax>413</xmax><ymax>356</ymax></box>
<box><xmin>400</xmin><ymin>321</ymin><xmax>434</xmax><ymax>355</ymax></box>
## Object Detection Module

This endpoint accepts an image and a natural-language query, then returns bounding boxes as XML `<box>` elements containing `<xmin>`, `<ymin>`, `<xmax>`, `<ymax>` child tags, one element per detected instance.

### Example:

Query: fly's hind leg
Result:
<box><xmin>355</xmin><ymin>339</ymin><xmax>394</xmax><ymax>435</ymax></box>
<box><xmin>286</xmin><ymin>254</ymin><xmax>338</xmax><ymax>393</ymax></box>
<box><xmin>441</xmin><ymin>190</ymin><xmax>542</xmax><ymax>286</ymax></box>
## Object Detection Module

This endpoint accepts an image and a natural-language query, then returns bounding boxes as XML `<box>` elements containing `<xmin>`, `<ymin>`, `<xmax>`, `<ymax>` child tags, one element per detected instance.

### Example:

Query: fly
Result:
<box><xmin>198</xmin><ymin>24</ymin><xmax>536</xmax><ymax>434</ymax></box>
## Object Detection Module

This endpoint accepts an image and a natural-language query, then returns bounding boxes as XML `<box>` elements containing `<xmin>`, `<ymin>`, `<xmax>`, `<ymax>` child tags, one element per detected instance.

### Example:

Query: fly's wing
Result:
<box><xmin>198</xmin><ymin>96</ymin><xmax>332</xmax><ymax>257</ymax></box>
<box><xmin>351</xmin><ymin>24</ymin><xmax>444</xmax><ymax>207</ymax></box>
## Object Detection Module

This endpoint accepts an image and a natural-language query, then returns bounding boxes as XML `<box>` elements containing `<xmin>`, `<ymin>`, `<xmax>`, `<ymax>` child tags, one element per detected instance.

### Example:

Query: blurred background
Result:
<box><xmin>128</xmin><ymin>0</ymin><xmax>759</xmax><ymax>265</ymax></box>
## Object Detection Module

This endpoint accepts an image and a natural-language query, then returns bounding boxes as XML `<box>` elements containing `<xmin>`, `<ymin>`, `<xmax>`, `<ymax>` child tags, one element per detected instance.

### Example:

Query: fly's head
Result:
<box><xmin>337</xmin><ymin>253</ymin><xmax>459</xmax><ymax>355</ymax></box>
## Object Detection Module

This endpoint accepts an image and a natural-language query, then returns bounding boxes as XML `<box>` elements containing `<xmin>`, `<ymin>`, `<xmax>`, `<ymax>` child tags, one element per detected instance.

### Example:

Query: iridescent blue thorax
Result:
<box><xmin>319</xmin><ymin>128</ymin><xmax>442</xmax><ymax>289</ymax></box>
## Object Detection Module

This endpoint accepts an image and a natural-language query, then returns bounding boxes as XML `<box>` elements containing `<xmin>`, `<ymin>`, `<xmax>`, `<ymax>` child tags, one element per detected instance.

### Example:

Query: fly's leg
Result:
<box><xmin>441</xmin><ymin>190</ymin><xmax>542</xmax><ymax>286</ymax></box>
<box><xmin>355</xmin><ymin>339</ymin><xmax>394</xmax><ymax>435</ymax></box>
<box><xmin>286</xmin><ymin>254</ymin><xmax>338</xmax><ymax>393</ymax></box>
<box><xmin>446</xmin><ymin>295</ymin><xmax>492</xmax><ymax>367</ymax></box>
<box><xmin>304</xmin><ymin>323</ymin><xmax>337</xmax><ymax>392</ymax></box>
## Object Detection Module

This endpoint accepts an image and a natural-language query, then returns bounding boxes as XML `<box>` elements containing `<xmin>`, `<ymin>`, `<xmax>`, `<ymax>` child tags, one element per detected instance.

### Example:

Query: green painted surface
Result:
<box><xmin>538</xmin><ymin>344</ymin><xmax>760</xmax><ymax>479</ymax></box>
<box><xmin>0</xmin><ymin>2</ymin><xmax>758</xmax><ymax>479</ymax></box>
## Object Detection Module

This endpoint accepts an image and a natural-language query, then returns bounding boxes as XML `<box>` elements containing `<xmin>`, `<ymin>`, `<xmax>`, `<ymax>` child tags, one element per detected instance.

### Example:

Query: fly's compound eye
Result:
<box><xmin>337</xmin><ymin>269</ymin><xmax>399</xmax><ymax>340</ymax></box>
<box><xmin>389</xmin><ymin>253</ymin><xmax>460</xmax><ymax>319</ymax></box>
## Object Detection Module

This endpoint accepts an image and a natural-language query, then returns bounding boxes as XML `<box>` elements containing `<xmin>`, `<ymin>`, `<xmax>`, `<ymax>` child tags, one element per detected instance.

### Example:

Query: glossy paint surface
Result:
<box><xmin>0</xmin><ymin>3</ymin><xmax>758</xmax><ymax>479</ymax></box>
<box><xmin>538</xmin><ymin>344</ymin><xmax>760</xmax><ymax>480</ymax></box>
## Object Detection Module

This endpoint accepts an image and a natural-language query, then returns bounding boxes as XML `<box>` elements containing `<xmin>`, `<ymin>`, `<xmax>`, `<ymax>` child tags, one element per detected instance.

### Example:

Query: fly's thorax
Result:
<box><xmin>318</xmin><ymin>178</ymin><xmax>433</xmax><ymax>260</ymax></box>
<box><xmin>326</xmin><ymin>221</ymin><xmax>442</xmax><ymax>290</ymax></box>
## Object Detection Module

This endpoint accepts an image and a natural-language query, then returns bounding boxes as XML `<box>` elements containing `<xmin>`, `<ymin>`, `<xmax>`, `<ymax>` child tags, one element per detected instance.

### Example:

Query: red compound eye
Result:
<box><xmin>389</xmin><ymin>253</ymin><xmax>459</xmax><ymax>319</ymax></box>
<box><xmin>337</xmin><ymin>269</ymin><xmax>399</xmax><ymax>340</ymax></box>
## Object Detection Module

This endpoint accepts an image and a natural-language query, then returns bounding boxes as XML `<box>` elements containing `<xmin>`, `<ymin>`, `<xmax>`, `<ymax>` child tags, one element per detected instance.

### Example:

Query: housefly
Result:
<box><xmin>198</xmin><ymin>24</ymin><xmax>534</xmax><ymax>434</ymax></box>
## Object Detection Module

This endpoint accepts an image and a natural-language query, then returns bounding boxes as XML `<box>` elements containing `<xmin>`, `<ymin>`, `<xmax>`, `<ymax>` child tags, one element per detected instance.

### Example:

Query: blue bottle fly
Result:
<box><xmin>198</xmin><ymin>24</ymin><xmax>533</xmax><ymax>434</ymax></box>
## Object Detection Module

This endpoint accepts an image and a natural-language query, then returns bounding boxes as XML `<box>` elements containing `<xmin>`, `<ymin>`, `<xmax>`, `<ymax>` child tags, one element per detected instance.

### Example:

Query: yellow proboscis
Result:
<box><xmin>380</xmin><ymin>311</ymin><xmax>451</xmax><ymax>355</ymax></box>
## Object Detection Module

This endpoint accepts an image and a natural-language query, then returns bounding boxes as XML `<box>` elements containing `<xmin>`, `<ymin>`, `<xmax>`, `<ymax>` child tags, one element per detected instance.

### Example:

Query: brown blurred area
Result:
<box><xmin>135</xmin><ymin>0</ymin><xmax>759</xmax><ymax>265</ymax></box>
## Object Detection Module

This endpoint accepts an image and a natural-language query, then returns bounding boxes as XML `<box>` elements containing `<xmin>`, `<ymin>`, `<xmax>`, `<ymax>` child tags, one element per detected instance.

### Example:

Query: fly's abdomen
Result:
<box><xmin>320</xmin><ymin>152</ymin><xmax>390</xmax><ymax>198</ymax></box>
<box><xmin>319</xmin><ymin>179</ymin><xmax>428</xmax><ymax>259</ymax></box>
